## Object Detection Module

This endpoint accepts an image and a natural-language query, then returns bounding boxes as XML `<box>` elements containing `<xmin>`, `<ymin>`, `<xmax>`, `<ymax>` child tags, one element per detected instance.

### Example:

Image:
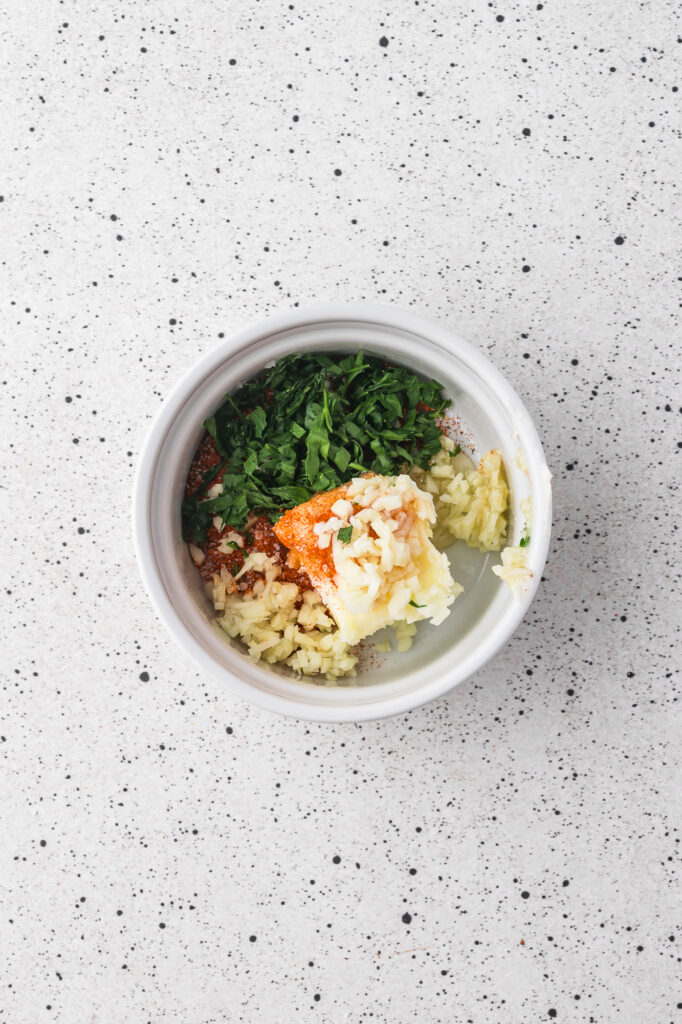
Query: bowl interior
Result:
<box><xmin>144</xmin><ymin>316</ymin><xmax>544</xmax><ymax>715</ymax></box>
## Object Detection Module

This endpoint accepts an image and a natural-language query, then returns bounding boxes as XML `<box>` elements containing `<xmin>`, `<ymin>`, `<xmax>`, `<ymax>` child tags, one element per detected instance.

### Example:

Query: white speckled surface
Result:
<box><xmin>2</xmin><ymin>1</ymin><xmax>681</xmax><ymax>1021</ymax></box>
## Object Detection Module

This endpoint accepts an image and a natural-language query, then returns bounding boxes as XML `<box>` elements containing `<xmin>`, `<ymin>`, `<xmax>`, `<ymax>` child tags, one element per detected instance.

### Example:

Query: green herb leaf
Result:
<box><xmin>409</xmin><ymin>600</ymin><xmax>425</xmax><ymax>608</ymax></box>
<box><xmin>322</xmin><ymin>387</ymin><xmax>333</xmax><ymax>431</ymax></box>
<box><xmin>246</xmin><ymin>406</ymin><xmax>267</xmax><ymax>437</ymax></box>
<box><xmin>305</xmin><ymin>416</ymin><xmax>327</xmax><ymax>482</ymax></box>
<box><xmin>337</xmin><ymin>525</ymin><xmax>353</xmax><ymax>543</ymax></box>
<box><xmin>333</xmin><ymin>446</ymin><xmax>351</xmax><ymax>474</ymax></box>
<box><xmin>182</xmin><ymin>351</ymin><xmax>450</xmax><ymax>540</ymax></box>
<box><xmin>451</xmin><ymin>444</ymin><xmax>462</xmax><ymax>457</ymax></box>
<box><xmin>243</xmin><ymin>450</ymin><xmax>259</xmax><ymax>476</ymax></box>
<box><xmin>520</xmin><ymin>535</ymin><xmax>531</xmax><ymax>547</ymax></box>
<box><xmin>273</xmin><ymin>484</ymin><xmax>312</xmax><ymax>505</ymax></box>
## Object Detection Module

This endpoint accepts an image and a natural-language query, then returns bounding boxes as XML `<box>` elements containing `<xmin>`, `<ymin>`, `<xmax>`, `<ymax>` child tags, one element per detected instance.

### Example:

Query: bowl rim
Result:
<box><xmin>132</xmin><ymin>301</ymin><xmax>552</xmax><ymax>722</ymax></box>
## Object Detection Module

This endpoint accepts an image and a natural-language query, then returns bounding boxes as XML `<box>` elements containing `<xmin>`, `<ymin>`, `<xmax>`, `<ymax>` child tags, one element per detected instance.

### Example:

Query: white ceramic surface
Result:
<box><xmin>133</xmin><ymin>303</ymin><xmax>551</xmax><ymax>721</ymax></box>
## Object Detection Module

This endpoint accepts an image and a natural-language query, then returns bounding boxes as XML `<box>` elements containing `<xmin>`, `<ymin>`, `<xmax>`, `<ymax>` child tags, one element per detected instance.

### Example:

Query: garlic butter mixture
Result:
<box><xmin>182</xmin><ymin>352</ymin><xmax>529</xmax><ymax>681</ymax></box>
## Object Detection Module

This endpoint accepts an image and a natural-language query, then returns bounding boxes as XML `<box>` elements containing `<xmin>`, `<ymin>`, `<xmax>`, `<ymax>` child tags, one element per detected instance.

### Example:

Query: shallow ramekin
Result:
<box><xmin>132</xmin><ymin>303</ymin><xmax>552</xmax><ymax>722</ymax></box>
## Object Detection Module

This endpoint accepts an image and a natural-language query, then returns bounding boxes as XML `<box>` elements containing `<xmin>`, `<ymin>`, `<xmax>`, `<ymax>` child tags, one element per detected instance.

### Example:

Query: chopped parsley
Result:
<box><xmin>450</xmin><ymin>444</ymin><xmax>462</xmax><ymax>457</ymax></box>
<box><xmin>183</xmin><ymin>352</ymin><xmax>448</xmax><ymax>542</ymax></box>
<box><xmin>337</xmin><ymin>526</ymin><xmax>353</xmax><ymax>544</ymax></box>
<box><xmin>408</xmin><ymin>600</ymin><xmax>426</xmax><ymax>608</ymax></box>
<box><xmin>519</xmin><ymin>534</ymin><xmax>531</xmax><ymax>548</ymax></box>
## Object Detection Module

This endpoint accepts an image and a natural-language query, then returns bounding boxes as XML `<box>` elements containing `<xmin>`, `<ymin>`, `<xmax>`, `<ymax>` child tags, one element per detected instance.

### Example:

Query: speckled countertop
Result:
<box><xmin>2</xmin><ymin>1</ymin><xmax>681</xmax><ymax>1021</ymax></box>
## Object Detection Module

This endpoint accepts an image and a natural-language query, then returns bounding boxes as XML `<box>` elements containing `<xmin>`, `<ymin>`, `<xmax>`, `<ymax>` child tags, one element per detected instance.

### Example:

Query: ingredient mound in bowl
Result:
<box><xmin>274</xmin><ymin>473</ymin><xmax>460</xmax><ymax>647</ymax></box>
<box><xmin>182</xmin><ymin>352</ymin><xmax>526</xmax><ymax>681</ymax></box>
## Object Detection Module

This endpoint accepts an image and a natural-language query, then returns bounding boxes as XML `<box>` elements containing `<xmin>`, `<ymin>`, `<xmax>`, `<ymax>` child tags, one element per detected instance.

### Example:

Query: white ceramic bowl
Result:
<box><xmin>133</xmin><ymin>303</ymin><xmax>552</xmax><ymax>722</ymax></box>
